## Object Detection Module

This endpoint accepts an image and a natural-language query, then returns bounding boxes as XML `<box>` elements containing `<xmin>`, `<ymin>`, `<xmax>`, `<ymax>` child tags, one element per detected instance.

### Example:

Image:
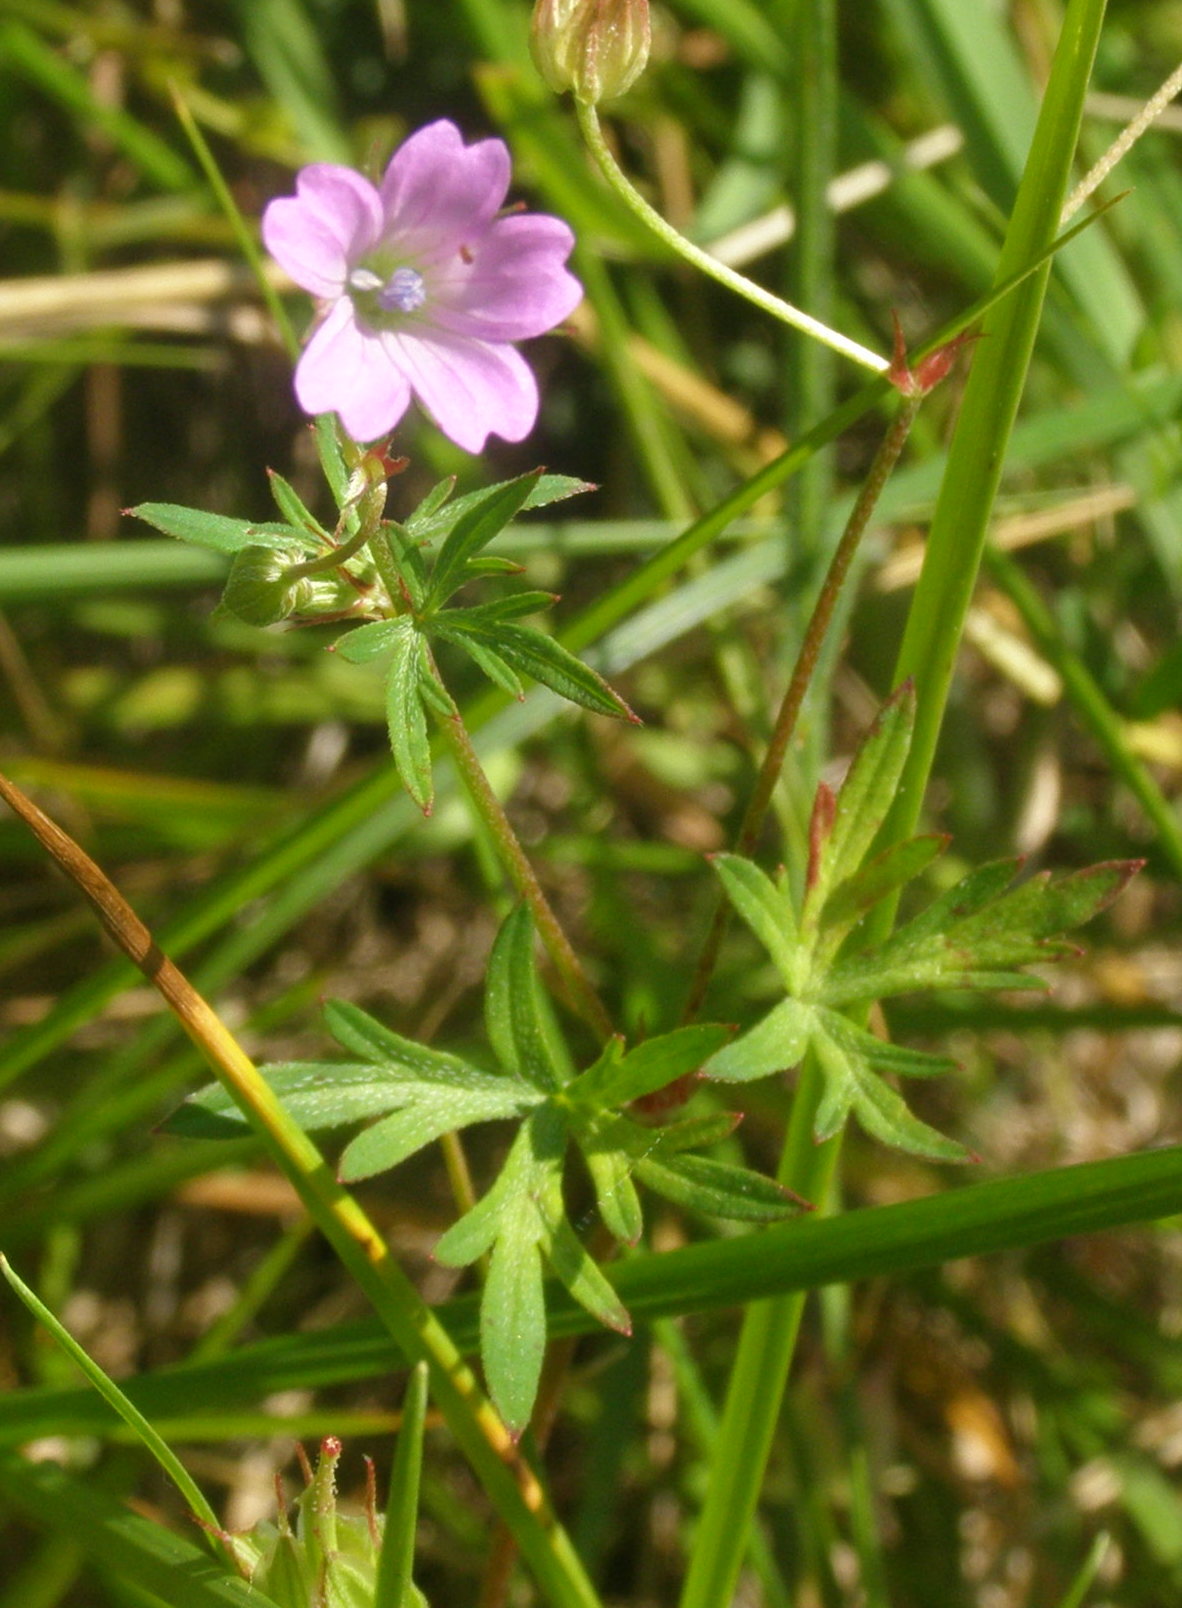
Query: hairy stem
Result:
<box><xmin>574</xmin><ymin>99</ymin><xmax>888</xmax><ymax>377</ymax></box>
<box><xmin>428</xmin><ymin>664</ymin><xmax>614</xmax><ymax>1044</ymax></box>
<box><xmin>681</xmin><ymin>392</ymin><xmax>923</xmax><ymax>1022</ymax></box>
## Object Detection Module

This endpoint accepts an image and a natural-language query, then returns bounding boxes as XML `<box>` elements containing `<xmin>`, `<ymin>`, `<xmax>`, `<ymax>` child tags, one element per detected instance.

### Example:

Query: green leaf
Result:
<box><xmin>811</xmin><ymin>1030</ymin><xmax>967</xmax><ymax>1161</ymax></box>
<box><xmin>385</xmin><ymin>628</ymin><xmax>434</xmax><ymax>814</ymax></box>
<box><xmin>541</xmin><ymin>1215</ymin><xmax>631</xmax><ymax>1335</ymax></box>
<box><xmin>484</xmin><ymin>908</ymin><xmax>563</xmax><ymax>1094</ymax></box>
<box><xmin>641</xmin><ymin>1111</ymin><xmax>741</xmax><ymax>1154</ymax></box>
<box><xmin>167</xmin><ymin>1061</ymin><xmax>422</xmax><ymax>1138</ymax></box>
<box><xmin>806</xmin><ymin>683</ymin><xmax>916</xmax><ymax>918</ymax></box>
<box><xmin>339</xmin><ymin>1083</ymin><xmax>529</xmax><ymax>1182</ymax></box>
<box><xmin>823</xmin><ymin>859</ymin><xmax>1140</xmax><ymax>1006</ymax></box>
<box><xmin>582</xmin><ymin>1142</ymin><xmax>644</xmax><ymax>1244</ymax></box>
<box><xmin>427</xmin><ymin>470</ymin><xmax>543</xmax><ymax>606</ymax></box>
<box><xmin>820</xmin><ymin>1011</ymin><xmax>958</xmax><ymax>1078</ymax></box>
<box><xmin>410</xmin><ymin>473</ymin><xmax>592</xmax><ymax>549</ymax></box>
<box><xmin>460</xmin><ymin>555</ymin><xmax>527</xmax><ymax>578</ymax></box>
<box><xmin>466</xmin><ymin>622</ymin><xmax>638</xmax><ymax>722</ymax></box>
<box><xmin>483</xmin><ymin>1215</ymin><xmax>546</xmax><ymax>1436</ymax></box>
<box><xmin>819</xmin><ymin>833</ymin><xmax>949</xmax><ymax>941</ymax></box>
<box><xmin>130</xmin><ymin>502</ymin><xmax>315</xmax><ymax>558</ymax></box>
<box><xmin>381</xmin><ymin>522</ymin><xmax>430</xmax><ymax>612</ymax></box>
<box><xmin>267</xmin><ymin>469</ymin><xmax>330</xmax><ymax>541</ymax></box>
<box><xmin>570</xmin><ymin>1024</ymin><xmax>731</xmax><ymax>1107</ymax></box>
<box><xmin>711</xmin><ymin>854</ymin><xmax>800</xmax><ymax>983</ymax></box>
<box><xmin>324</xmin><ymin>999</ymin><xmax>432</xmax><ymax>1064</ymax></box>
<box><xmin>704</xmin><ymin>997</ymin><xmax>815</xmax><ymax>1083</ymax></box>
<box><xmin>448</xmin><ymin>631</ymin><xmax>525</xmax><ymax>699</ymax></box>
<box><xmin>446</xmin><ymin>591</ymin><xmax>557</xmax><ymax>624</ymax></box>
<box><xmin>314</xmin><ymin>414</ymin><xmax>353</xmax><ymax>516</ymax></box>
<box><xmin>433</xmin><ymin>1181</ymin><xmax>507</xmax><ymax>1268</ymax></box>
<box><xmin>334</xmin><ymin>620</ymin><xmax>409</xmax><ymax>665</ymax></box>
<box><xmin>632</xmin><ymin>1148</ymin><xmax>802</xmax><ymax>1223</ymax></box>
<box><xmin>402</xmin><ymin>475</ymin><xmax>456</xmax><ymax>538</ymax></box>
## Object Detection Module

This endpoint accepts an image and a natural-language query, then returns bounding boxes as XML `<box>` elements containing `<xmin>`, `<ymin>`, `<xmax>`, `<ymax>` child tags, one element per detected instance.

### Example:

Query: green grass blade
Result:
<box><xmin>0</xmin><ymin>1452</ymin><xmax>277</xmax><ymax>1608</ymax></box>
<box><xmin>885</xmin><ymin>0</ymin><xmax>1109</xmax><ymax>851</ymax></box>
<box><xmin>0</xmin><ymin>1255</ymin><xmax>227</xmax><ymax>1552</ymax></box>
<box><xmin>4</xmin><ymin>1141</ymin><xmax>1182</xmax><ymax>1444</ymax></box>
<box><xmin>375</xmin><ymin>1362</ymin><xmax>429</xmax><ymax>1608</ymax></box>
<box><xmin>0</xmin><ymin>20</ymin><xmax>196</xmax><ymax>193</ymax></box>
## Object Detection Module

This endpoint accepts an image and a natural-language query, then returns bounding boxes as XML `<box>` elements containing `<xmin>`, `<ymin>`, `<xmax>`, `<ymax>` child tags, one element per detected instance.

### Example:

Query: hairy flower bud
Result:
<box><xmin>531</xmin><ymin>0</ymin><xmax>650</xmax><ymax>103</ymax></box>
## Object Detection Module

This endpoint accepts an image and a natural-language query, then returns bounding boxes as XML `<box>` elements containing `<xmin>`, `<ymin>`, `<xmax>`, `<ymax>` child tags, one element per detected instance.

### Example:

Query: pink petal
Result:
<box><xmin>263</xmin><ymin>166</ymin><xmax>384</xmax><ymax>296</ymax></box>
<box><xmin>387</xmin><ymin>330</ymin><xmax>539</xmax><ymax>453</ymax></box>
<box><xmin>379</xmin><ymin>121</ymin><xmax>511</xmax><ymax>259</ymax></box>
<box><xmin>428</xmin><ymin>214</ymin><xmax>583</xmax><ymax>341</ymax></box>
<box><xmin>294</xmin><ymin>299</ymin><xmax>411</xmax><ymax>442</ymax></box>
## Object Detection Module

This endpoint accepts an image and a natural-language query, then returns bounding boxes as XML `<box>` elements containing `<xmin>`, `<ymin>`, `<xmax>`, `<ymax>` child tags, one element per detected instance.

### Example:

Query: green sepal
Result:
<box><xmin>218</xmin><ymin>545</ymin><xmax>308</xmax><ymax>626</ymax></box>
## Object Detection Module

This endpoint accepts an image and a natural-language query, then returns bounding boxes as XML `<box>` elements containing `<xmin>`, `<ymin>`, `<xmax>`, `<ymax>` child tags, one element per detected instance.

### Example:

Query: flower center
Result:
<box><xmin>348</xmin><ymin>263</ymin><xmax>428</xmax><ymax>329</ymax></box>
<box><xmin>379</xmin><ymin>267</ymin><xmax>427</xmax><ymax>312</ymax></box>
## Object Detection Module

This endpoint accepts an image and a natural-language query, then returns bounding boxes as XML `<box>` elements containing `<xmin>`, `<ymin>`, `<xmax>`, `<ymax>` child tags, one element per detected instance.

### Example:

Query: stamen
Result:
<box><xmin>379</xmin><ymin>266</ymin><xmax>427</xmax><ymax>313</ymax></box>
<box><xmin>348</xmin><ymin>267</ymin><xmax>383</xmax><ymax>292</ymax></box>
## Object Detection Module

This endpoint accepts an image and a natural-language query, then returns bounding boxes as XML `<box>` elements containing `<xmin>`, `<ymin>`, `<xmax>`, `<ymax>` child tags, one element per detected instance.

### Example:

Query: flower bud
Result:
<box><xmin>531</xmin><ymin>0</ymin><xmax>650</xmax><ymax>104</ymax></box>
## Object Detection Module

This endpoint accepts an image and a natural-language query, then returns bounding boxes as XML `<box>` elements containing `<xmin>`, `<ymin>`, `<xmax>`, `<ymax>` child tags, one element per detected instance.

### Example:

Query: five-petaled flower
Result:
<box><xmin>262</xmin><ymin>120</ymin><xmax>583</xmax><ymax>452</ymax></box>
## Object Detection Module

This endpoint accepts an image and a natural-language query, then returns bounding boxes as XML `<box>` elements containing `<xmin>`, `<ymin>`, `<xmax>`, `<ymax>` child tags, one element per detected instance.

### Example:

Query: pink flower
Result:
<box><xmin>262</xmin><ymin>120</ymin><xmax>583</xmax><ymax>452</ymax></box>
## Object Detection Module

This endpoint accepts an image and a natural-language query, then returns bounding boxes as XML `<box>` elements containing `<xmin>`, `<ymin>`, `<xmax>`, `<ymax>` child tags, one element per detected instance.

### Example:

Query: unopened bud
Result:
<box><xmin>531</xmin><ymin>0</ymin><xmax>651</xmax><ymax>104</ymax></box>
